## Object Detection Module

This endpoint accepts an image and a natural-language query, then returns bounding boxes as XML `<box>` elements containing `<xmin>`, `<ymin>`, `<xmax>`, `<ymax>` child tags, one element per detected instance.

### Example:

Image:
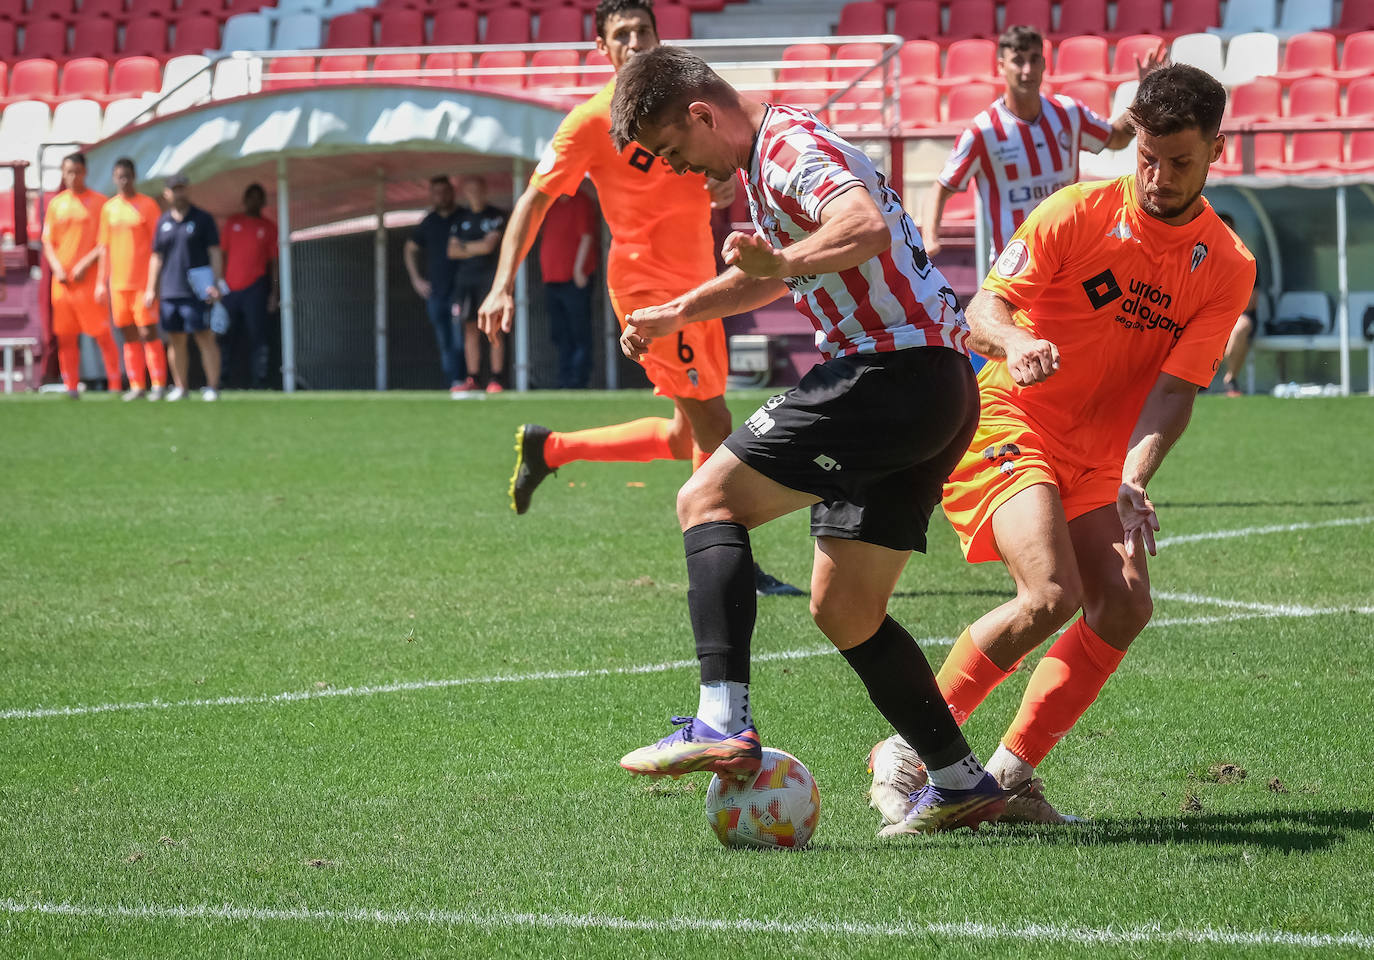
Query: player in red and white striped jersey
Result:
<box><xmin>609</xmin><ymin>47</ymin><xmax>1006</xmax><ymax>835</ymax></box>
<box><xmin>923</xmin><ymin>25</ymin><xmax>1165</xmax><ymax>261</ymax></box>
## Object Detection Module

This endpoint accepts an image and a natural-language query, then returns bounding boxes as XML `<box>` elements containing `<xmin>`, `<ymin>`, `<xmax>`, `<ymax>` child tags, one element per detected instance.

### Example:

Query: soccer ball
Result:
<box><xmin>705</xmin><ymin>748</ymin><xmax>820</xmax><ymax>850</ymax></box>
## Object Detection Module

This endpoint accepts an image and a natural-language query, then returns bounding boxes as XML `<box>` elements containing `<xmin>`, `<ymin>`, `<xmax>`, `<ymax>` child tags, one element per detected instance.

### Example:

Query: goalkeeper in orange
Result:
<box><xmin>866</xmin><ymin>64</ymin><xmax>1256</xmax><ymax>827</ymax></box>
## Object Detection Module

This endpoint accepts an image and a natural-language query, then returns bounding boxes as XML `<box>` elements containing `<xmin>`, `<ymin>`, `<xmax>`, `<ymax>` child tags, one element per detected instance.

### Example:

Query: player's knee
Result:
<box><xmin>677</xmin><ymin>470</ymin><xmax>726</xmax><ymax>529</ymax></box>
<box><xmin>810</xmin><ymin>593</ymin><xmax>885</xmax><ymax>649</ymax></box>
<box><xmin>1022</xmin><ymin>579</ymin><xmax>1082</xmax><ymax>633</ymax></box>
<box><xmin>1086</xmin><ymin>584</ymin><xmax>1152</xmax><ymax>642</ymax></box>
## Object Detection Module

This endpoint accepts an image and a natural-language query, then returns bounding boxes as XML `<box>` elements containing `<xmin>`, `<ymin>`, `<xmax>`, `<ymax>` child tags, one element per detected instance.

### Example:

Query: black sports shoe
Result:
<box><xmin>754</xmin><ymin>563</ymin><xmax>805</xmax><ymax>597</ymax></box>
<box><xmin>510</xmin><ymin>424</ymin><xmax>555</xmax><ymax>515</ymax></box>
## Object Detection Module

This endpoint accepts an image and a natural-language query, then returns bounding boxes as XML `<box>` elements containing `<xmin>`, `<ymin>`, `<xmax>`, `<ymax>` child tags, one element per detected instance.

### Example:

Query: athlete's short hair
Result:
<box><xmin>244</xmin><ymin>182</ymin><xmax>266</xmax><ymax>201</ymax></box>
<box><xmin>998</xmin><ymin>24</ymin><xmax>1043</xmax><ymax>57</ymax></box>
<box><xmin>429</xmin><ymin>174</ymin><xmax>452</xmax><ymax>187</ymax></box>
<box><xmin>1130</xmin><ymin>64</ymin><xmax>1227</xmax><ymax>139</ymax></box>
<box><xmin>63</xmin><ymin>151</ymin><xmax>87</xmax><ymax>169</ymax></box>
<box><xmin>609</xmin><ymin>45</ymin><xmax>732</xmax><ymax>151</ymax></box>
<box><xmin>595</xmin><ymin>0</ymin><xmax>657</xmax><ymax>41</ymax></box>
<box><xmin>114</xmin><ymin>156</ymin><xmax>135</xmax><ymax>176</ymax></box>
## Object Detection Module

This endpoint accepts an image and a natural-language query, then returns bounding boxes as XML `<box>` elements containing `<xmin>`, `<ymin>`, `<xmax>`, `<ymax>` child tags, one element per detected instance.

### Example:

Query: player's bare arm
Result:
<box><xmin>478</xmin><ymin>184</ymin><xmax>556</xmax><ymax>339</ymax></box>
<box><xmin>920</xmin><ymin>182</ymin><xmax>956</xmax><ymax>260</ymax></box>
<box><xmin>94</xmin><ymin>241</ymin><xmax>110</xmax><ymax>304</ymax></box>
<box><xmin>964</xmin><ymin>288</ymin><xmax>1060</xmax><ymax>385</ymax></box>
<box><xmin>144</xmin><ymin>251</ymin><xmax>161</xmax><ymax>307</ymax></box>
<box><xmin>1118</xmin><ymin>371</ymin><xmax>1198</xmax><ymax>558</ymax></box>
<box><xmin>69</xmin><ymin>245</ymin><xmax>101</xmax><ymax>284</ymax></box>
<box><xmin>620</xmin><ymin>268</ymin><xmax>787</xmax><ymax>361</ymax></box>
<box><xmin>42</xmin><ymin>237</ymin><xmax>68</xmax><ymax>284</ymax></box>
<box><xmin>1104</xmin><ymin>44</ymin><xmax>1170</xmax><ymax>150</ymax></box>
<box><xmin>207</xmin><ymin>246</ymin><xmax>225</xmax><ymax>302</ymax></box>
<box><xmin>724</xmin><ymin>186</ymin><xmax>889</xmax><ymax>280</ymax></box>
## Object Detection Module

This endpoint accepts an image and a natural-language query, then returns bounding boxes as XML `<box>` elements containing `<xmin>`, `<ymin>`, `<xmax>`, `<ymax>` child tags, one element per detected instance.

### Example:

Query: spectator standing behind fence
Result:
<box><xmin>146</xmin><ymin>174</ymin><xmax>224</xmax><ymax>402</ymax></box>
<box><xmin>449</xmin><ymin>175</ymin><xmax>509</xmax><ymax>394</ymax></box>
<box><xmin>218</xmin><ymin>183</ymin><xmax>279</xmax><ymax>390</ymax></box>
<box><xmin>42</xmin><ymin>152</ymin><xmax>122</xmax><ymax>398</ymax></box>
<box><xmin>539</xmin><ymin>183</ymin><xmax>600</xmax><ymax>389</ymax></box>
<box><xmin>96</xmin><ymin>157</ymin><xmax>168</xmax><ymax>402</ymax></box>
<box><xmin>404</xmin><ymin>175</ymin><xmax>467</xmax><ymax>397</ymax></box>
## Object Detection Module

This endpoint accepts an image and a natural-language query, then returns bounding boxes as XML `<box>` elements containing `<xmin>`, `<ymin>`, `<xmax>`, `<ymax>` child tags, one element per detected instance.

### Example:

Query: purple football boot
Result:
<box><xmin>620</xmin><ymin>716</ymin><xmax>762</xmax><ymax>779</ymax></box>
<box><xmin>878</xmin><ymin>772</ymin><xmax>1006</xmax><ymax>836</ymax></box>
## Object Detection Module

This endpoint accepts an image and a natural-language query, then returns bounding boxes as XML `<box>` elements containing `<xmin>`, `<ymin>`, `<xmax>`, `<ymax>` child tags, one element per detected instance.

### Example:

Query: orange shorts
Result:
<box><xmin>51</xmin><ymin>277</ymin><xmax>111</xmax><ymax>338</ymax></box>
<box><xmin>110</xmin><ymin>288</ymin><xmax>157</xmax><ymax>328</ymax></box>
<box><xmin>942</xmin><ymin>411</ymin><xmax>1122</xmax><ymax>564</ymax></box>
<box><xmin>611</xmin><ymin>288</ymin><xmax>728</xmax><ymax>401</ymax></box>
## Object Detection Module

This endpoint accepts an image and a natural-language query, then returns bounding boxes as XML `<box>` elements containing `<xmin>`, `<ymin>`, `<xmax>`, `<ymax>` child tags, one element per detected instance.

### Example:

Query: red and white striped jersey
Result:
<box><xmin>743</xmin><ymin>104</ymin><xmax>970</xmax><ymax>360</ymax></box>
<box><xmin>939</xmin><ymin>94</ymin><xmax>1112</xmax><ymax>256</ymax></box>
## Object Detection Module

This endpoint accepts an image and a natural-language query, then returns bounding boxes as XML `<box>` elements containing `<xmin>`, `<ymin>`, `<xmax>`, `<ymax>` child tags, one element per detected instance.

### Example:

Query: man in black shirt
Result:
<box><xmin>404</xmin><ymin>175</ymin><xmax>467</xmax><ymax>397</ymax></box>
<box><xmin>450</xmin><ymin>175</ymin><xmax>508</xmax><ymax>393</ymax></box>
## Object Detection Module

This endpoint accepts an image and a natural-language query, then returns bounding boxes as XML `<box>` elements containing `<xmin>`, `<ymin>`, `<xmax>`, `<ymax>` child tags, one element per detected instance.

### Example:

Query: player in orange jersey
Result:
<box><xmin>866</xmin><ymin>64</ymin><xmax>1257</xmax><ymax>825</ymax></box>
<box><xmin>478</xmin><ymin>0</ymin><xmax>800</xmax><ymax>596</ymax></box>
<box><xmin>96</xmin><ymin>157</ymin><xmax>168</xmax><ymax>401</ymax></box>
<box><xmin>41</xmin><ymin>152</ymin><xmax>121</xmax><ymax>397</ymax></box>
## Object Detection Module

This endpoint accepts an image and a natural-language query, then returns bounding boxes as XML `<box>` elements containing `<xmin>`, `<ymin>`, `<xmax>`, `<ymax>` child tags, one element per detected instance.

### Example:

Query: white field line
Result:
<box><xmin>1155</xmin><ymin>515</ymin><xmax>1374</xmax><ymax>548</ymax></box>
<box><xmin>1</xmin><ymin>899</ymin><xmax>1370</xmax><ymax>950</ymax></box>
<box><xmin>1154</xmin><ymin>590</ymin><xmax>1374</xmax><ymax>618</ymax></box>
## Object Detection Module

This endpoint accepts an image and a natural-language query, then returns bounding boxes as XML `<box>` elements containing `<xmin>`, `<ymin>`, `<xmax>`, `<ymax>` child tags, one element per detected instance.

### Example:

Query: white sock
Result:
<box><xmin>926</xmin><ymin>752</ymin><xmax>987</xmax><ymax>789</ymax></box>
<box><xmin>985</xmin><ymin>743</ymin><xmax>1034</xmax><ymax>787</ymax></box>
<box><xmin>697</xmin><ymin>681</ymin><xmax>751</xmax><ymax>734</ymax></box>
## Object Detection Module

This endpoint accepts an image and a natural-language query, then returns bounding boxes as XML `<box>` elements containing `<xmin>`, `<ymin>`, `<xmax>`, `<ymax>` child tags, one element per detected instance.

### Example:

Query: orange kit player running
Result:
<box><xmin>96</xmin><ymin>157</ymin><xmax>168</xmax><ymax>401</ymax></box>
<box><xmin>478</xmin><ymin>0</ymin><xmax>800</xmax><ymax>596</ymax></box>
<box><xmin>867</xmin><ymin>64</ymin><xmax>1257</xmax><ymax>824</ymax></box>
<box><xmin>42</xmin><ymin>152</ymin><xmax>120</xmax><ymax>397</ymax></box>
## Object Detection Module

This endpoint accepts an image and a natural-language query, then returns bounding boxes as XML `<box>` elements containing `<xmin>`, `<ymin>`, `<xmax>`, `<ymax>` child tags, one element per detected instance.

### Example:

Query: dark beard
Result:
<box><xmin>1139</xmin><ymin>184</ymin><xmax>1204</xmax><ymax>221</ymax></box>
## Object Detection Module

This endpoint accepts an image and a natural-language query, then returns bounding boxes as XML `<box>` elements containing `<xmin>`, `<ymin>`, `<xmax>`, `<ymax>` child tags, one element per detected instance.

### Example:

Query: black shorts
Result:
<box><xmin>452</xmin><ymin>272</ymin><xmax>495</xmax><ymax>323</ymax></box>
<box><xmin>722</xmin><ymin>346</ymin><xmax>979</xmax><ymax>552</ymax></box>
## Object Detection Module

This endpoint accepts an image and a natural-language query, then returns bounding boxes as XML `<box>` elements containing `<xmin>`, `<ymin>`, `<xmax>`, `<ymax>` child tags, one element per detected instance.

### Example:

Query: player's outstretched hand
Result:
<box><xmin>722</xmin><ymin>231</ymin><xmax>784</xmax><ymax>278</ymax></box>
<box><xmin>1137</xmin><ymin>42</ymin><xmax>1169</xmax><ymax>80</ymax></box>
<box><xmin>477</xmin><ymin>288</ymin><xmax>513</xmax><ymax>340</ymax></box>
<box><xmin>1117</xmin><ymin>481</ymin><xmax>1159</xmax><ymax>559</ymax></box>
<box><xmin>1005</xmin><ymin>334</ymin><xmax>1061</xmax><ymax>386</ymax></box>
<box><xmin>706</xmin><ymin>176</ymin><xmax>737</xmax><ymax>209</ymax></box>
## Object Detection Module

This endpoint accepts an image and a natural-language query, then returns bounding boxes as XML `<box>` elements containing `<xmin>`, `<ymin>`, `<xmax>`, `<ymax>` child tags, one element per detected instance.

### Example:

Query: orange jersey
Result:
<box><xmin>42</xmin><ymin>188</ymin><xmax>107</xmax><ymax>274</ymax></box>
<box><xmin>978</xmin><ymin>175</ymin><xmax>1255</xmax><ymax>467</ymax></box>
<box><xmin>528</xmin><ymin>78</ymin><xmax>716</xmax><ymax>296</ymax></box>
<box><xmin>98</xmin><ymin>192</ymin><xmax>162</xmax><ymax>291</ymax></box>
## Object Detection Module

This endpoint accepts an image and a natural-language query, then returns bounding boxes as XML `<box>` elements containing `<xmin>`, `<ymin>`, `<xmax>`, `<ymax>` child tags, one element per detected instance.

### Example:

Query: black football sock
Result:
<box><xmin>841</xmin><ymin>615</ymin><xmax>974</xmax><ymax>772</ymax></box>
<box><xmin>684</xmin><ymin>521</ymin><xmax>756</xmax><ymax>684</ymax></box>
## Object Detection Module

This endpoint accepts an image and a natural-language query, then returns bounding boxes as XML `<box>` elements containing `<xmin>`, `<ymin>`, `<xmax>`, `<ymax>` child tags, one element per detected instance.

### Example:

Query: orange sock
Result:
<box><xmin>123</xmin><ymin>341</ymin><xmax>147</xmax><ymax>390</ymax></box>
<box><xmin>94</xmin><ymin>331</ymin><xmax>122</xmax><ymax>389</ymax></box>
<box><xmin>57</xmin><ymin>335</ymin><xmax>82</xmax><ymax>391</ymax></box>
<box><xmin>143</xmin><ymin>339</ymin><xmax>167</xmax><ymax>389</ymax></box>
<box><xmin>1001</xmin><ymin>618</ymin><xmax>1127</xmax><ymax>768</ymax></box>
<box><xmin>936</xmin><ymin>628</ymin><xmax>1015</xmax><ymax>725</ymax></box>
<box><xmin>544</xmin><ymin>417</ymin><xmax>686</xmax><ymax>469</ymax></box>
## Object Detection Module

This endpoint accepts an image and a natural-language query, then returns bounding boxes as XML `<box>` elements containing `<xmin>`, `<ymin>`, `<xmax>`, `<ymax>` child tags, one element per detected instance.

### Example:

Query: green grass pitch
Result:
<box><xmin>1</xmin><ymin>389</ymin><xmax>1372</xmax><ymax>959</ymax></box>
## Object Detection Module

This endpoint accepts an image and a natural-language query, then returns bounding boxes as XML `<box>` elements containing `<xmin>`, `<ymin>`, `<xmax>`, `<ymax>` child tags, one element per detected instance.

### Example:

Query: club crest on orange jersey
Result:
<box><xmin>1191</xmin><ymin>241</ymin><xmax>1208</xmax><ymax>273</ymax></box>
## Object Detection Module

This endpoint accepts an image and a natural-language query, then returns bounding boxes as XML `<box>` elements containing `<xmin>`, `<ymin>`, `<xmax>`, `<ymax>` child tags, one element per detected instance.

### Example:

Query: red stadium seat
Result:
<box><xmin>421</xmin><ymin>50</ymin><xmax>473</xmax><ymax>87</ymax></box>
<box><xmin>170</xmin><ymin>16</ymin><xmax>221</xmax><ymax>56</ymax></box>
<box><xmin>1052</xmin><ymin>35</ymin><xmax>1108</xmax><ymax>80</ymax></box>
<box><xmin>1288</xmin><ymin>76</ymin><xmax>1340</xmax><ymax>118</ymax></box>
<box><xmin>1052</xmin><ymin>0</ymin><xmax>1107</xmax><ymax>40</ymax></box>
<box><xmin>898</xmin><ymin>81</ymin><xmax>938</xmax><ymax>127</ymax></box>
<box><xmin>945</xmin><ymin>81</ymin><xmax>998</xmax><ymax>122</ymax></box>
<box><xmin>1334</xmin><ymin>0</ymin><xmax>1374</xmax><ymax>35</ymax></box>
<box><xmin>892</xmin><ymin>0</ymin><xmax>939</xmax><ymax>41</ymax></box>
<box><xmin>80</xmin><ymin>0</ymin><xmax>128</xmax><ymax>21</ymax></box>
<box><xmin>654</xmin><ymin>3</ymin><xmax>691</xmax><ymax>39</ymax></box>
<box><xmin>1340</xmin><ymin>130</ymin><xmax>1374</xmax><ymax>171</ymax></box>
<box><xmin>0</xmin><ymin>0</ymin><xmax>23</xmax><ymax>23</ymax></box>
<box><xmin>25</xmin><ymin>0</ymin><xmax>75</xmax><ymax>22</ymax></box>
<box><xmin>325</xmin><ymin>12</ymin><xmax>374</xmax><ymax>48</ymax></box>
<box><xmin>942</xmin><ymin>180</ymin><xmax>977</xmax><ymax>221</ymax></box>
<box><xmin>1003</xmin><ymin>0</ymin><xmax>1051</xmax><ymax>33</ymax></box>
<box><xmin>898</xmin><ymin>39</ymin><xmax>939</xmax><ymax>84</ymax></box>
<box><xmin>1332</xmin><ymin>31</ymin><xmax>1374</xmax><ymax>80</ymax></box>
<box><xmin>528</xmin><ymin>48</ymin><xmax>579</xmax><ymax>88</ymax></box>
<box><xmin>1273</xmin><ymin>31</ymin><xmax>1336</xmax><ymax>84</ymax></box>
<box><xmin>263</xmin><ymin>54</ymin><xmax>313</xmax><ymax>90</ymax></box>
<box><xmin>0</xmin><ymin>22</ymin><xmax>14</xmax><ymax>61</ymax></box>
<box><xmin>1165</xmin><ymin>0</ymin><xmax>1220</xmax><ymax>37</ymax></box>
<box><xmin>318</xmin><ymin>53</ymin><xmax>366</xmax><ymax>84</ymax></box>
<box><xmin>1228</xmin><ymin>77</ymin><xmax>1280</xmax><ymax>119</ymax></box>
<box><xmin>4</xmin><ymin>59</ymin><xmax>59</xmax><ymax>104</ymax></box>
<box><xmin>837</xmin><ymin>0</ymin><xmax>886</xmax><ymax>35</ymax></box>
<box><xmin>431</xmin><ymin>8</ymin><xmax>478</xmax><ymax>45</ymax></box>
<box><xmin>474</xmin><ymin>50</ymin><xmax>524</xmax><ymax>89</ymax></box>
<box><xmin>127</xmin><ymin>0</ymin><xmax>174</xmax><ymax>20</ymax></box>
<box><xmin>225</xmin><ymin>0</ymin><xmax>266</xmax><ymax>15</ymax></box>
<box><xmin>1284</xmin><ymin>131</ymin><xmax>1344</xmax><ymax>172</ymax></box>
<box><xmin>20</xmin><ymin>20</ymin><xmax>68</xmax><ymax>61</ymax></box>
<box><xmin>1056</xmin><ymin>78</ymin><xmax>1109</xmax><ymax>117</ymax></box>
<box><xmin>1346</xmin><ymin>76</ymin><xmax>1374</xmax><ymax>116</ymax></box>
<box><xmin>483</xmin><ymin>8</ymin><xmax>530</xmax><ymax>44</ymax></box>
<box><xmin>1109</xmin><ymin>0</ymin><xmax>1164</xmax><ymax>37</ymax></box>
<box><xmin>580</xmin><ymin>49</ymin><xmax>612</xmax><ymax>88</ymax></box>
<box><xmin>377</xmin><ymin>9</ymin><xmax>423</xmax><ymax>46</ymax></box>
<box><xmin>372</xmin><ymin>51</ymin><xmax>420</xmax><ymax>80</ymax></box>
<box><xmin>122</xmin><ymin>17</ymin><xmax>169</xmax><ymax>57</ymax></box>
<box><xmin>536</xmin><ymin>6</ymin><xmax>584</xmax><ymax>42</ymax></box>
<box><xmin>1221</xmin><ymin>131</ymin><xmax>1285</xmax><ymax>174</ymax></box>
<box><xmin>0</xmin><ymin>63</ymin><xmax>6</xmax><ymax>99</ymax></box>
<box><xmin>70</xmin><ymin>18</ymin><xmax>116</xmax><ymax>58</ymax></box>
<box><xmin>56</xmin><ymin>56</ymin><xmax>109</xmax><ymax>101</ymax></box>
<box><xmin>1108</xmin><ymin>33</ymin><xmax>1166</xmax><ymax>82</ymax></box>
<box><xmin>776</xmin><ymin>42</ymin><xmax>830</xmax><ymax>109</ymax></box>
<box><xmin>937</xmin><ymin>38</ymin><xmax>995</xmax><ymax>88</ymax></box>
<box><xmin>177</xmin><ymin>0</ymin><xmax>227</xmax><ymax>21</ymax></box>
<box><xmin>831</xmin><ymin>41</ymin><xmax>886</xmax><ymax>126</ymax></box>
<box><xmin>109</xmin><ymin>55</ymin><xmax>160</xmax><ymax>98</ymax></box>
<box><xmin>944</xmin><ymin>0</ymin><xmax>995</xmax><ymax>41</ymax></box>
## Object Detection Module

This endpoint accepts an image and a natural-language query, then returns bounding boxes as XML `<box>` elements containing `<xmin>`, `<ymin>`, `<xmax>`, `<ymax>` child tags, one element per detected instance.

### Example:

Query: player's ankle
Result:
<box><xmin>986</xmin><ymin>743</ymin><xmax>1034</xmax><ymax>788</ymax></box>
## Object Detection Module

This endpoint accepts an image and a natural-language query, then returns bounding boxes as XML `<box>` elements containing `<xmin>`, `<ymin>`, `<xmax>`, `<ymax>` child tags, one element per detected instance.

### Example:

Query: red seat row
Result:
<box><xmin>839</xmin><ymin>0</ymin><xmax>1225</xmax><ymax>43</ymax></box>
<box><xmin>0</xmin><ymin>52</ymin><xmax>162</xmax><ymax>103</ymax></box>
<box><xmin>1</xmin><ymin>14</ymin><xmax>219</xmax><ymax>59</ymax></box>
<box><xmin>319</xmin><ymin>4</ymin><xmax>691</xmax><ymax>47</ymax></box>
<box><xmin>260</xmin><ymin>48</ymin><xmax>615</xmax><ymax>92</ymax></box>
<box><xmin>0</xmin><ymin>0</ymin><xmax>269</xmax><ymax>23</ymax></box>
<box><xmin>1230</xmin><ymin>75</ymin><xmax>1374</xmax><ymax>122</ymax></box>
<box><xmin>1214</xmin><ymin>130</ymin><xmax>1374</xmax><ymax>175</ymax></box>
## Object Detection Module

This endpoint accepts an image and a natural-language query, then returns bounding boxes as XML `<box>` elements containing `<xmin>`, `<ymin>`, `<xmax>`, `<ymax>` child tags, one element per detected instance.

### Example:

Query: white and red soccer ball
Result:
<box><xmin>705</xmin><ymin>748</ymin><xmax>820</xmax><ymax>850</ymax></box>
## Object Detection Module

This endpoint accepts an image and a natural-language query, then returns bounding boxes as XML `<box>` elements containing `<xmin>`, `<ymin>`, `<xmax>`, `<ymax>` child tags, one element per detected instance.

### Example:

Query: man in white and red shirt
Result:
<box><xmin>610</xmin><ymin>46</ymin><xmax>1004</xmax><ymax>835</ymax></box>
<box><xmin>923</xmin><ymin>25</ymin><xmax>1163</xmax><ymax>261</ymax></box>
<box><xmin>219</xmin><ymin>182</ymin><xmax>279</xmax><ymax>388</ymax></box>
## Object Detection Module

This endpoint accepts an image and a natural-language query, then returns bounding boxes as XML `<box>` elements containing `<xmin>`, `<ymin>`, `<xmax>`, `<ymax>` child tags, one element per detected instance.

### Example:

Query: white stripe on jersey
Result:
<box><xmin>939</xmin><ymin>94</ymin><xmax>1112</xmax><ymax>255</ymax></box>
<box><xmin>744</xmin><ymin>104</ymin><xmax>969</xmax><ymax>360</ymax></box>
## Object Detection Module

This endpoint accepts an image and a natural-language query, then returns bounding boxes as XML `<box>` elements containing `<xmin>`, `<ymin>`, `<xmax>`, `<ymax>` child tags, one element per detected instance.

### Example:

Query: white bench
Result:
<box><xmin>0</xmin><ymin>337</ymin><xmax>37</xmax><ymax>394</ymax></box>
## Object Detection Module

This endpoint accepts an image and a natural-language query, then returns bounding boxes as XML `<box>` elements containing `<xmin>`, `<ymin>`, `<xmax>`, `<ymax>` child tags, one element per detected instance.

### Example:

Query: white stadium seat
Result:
<box><xmin>212</xmin><ymin>57</ymin><xmax>258</xmax><ymax>99</ymax></box>
<box><xmin>48</xmin><ymin>99</ymin><xmax>104</xmax><ymax>147</ymax></box>
<box><xmin>1219</xmin><ymin>32</ymin><xmax>1280</xmax><ymax>86</ymax></box>
<box><xmin>1274</xmin><ymin>291</ymin><xmax>1333</xmax><ymax>334</ymax></box>
<box><xmin>1170</xmin><ymin>33</ymin><xmax>1224</xmax><ymax>78</ymax></box>
<box><xmin>157</xmin><ymin>54</ymin><xmax>213</xmax><ymax>115</ymax></box>
<box><xmin>0</xmin><ymin>101</ymin><xmax>54</xmax><ymax>186</ymax></box>
<box><xmin>102</xmin><ymin>97</ymin><xmax>155</xmax><ymax>137</ymax></box>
